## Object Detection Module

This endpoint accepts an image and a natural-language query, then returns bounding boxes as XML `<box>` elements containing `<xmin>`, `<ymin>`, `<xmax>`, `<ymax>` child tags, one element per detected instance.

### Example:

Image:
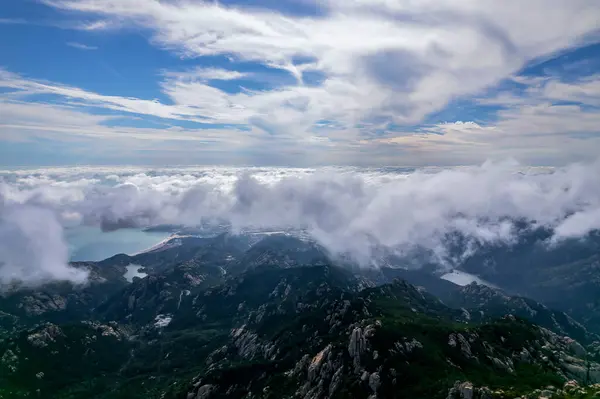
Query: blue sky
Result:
<box><xmin>1</xmin><ymin>0</ymin><xmax>599</xmax><ymax>167</ymax></box>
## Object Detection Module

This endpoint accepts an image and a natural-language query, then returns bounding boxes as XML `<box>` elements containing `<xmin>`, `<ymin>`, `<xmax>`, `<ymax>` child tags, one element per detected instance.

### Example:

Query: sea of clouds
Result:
<box><xmin>2</xmin><ymin>160</ymin><xmax>600</xmax><ymax>289</ymax></box>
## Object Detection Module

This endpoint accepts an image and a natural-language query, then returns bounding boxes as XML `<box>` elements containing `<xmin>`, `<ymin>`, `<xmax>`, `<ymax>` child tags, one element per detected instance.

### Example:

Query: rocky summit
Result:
<box><xmin>3</xmin><ymin>233</ymin><xmax>600</xmax><ymax>399</ymax></box>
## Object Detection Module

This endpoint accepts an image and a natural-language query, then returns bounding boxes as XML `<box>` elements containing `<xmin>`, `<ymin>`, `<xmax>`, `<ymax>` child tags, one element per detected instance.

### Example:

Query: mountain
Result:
<box><xmin>0</xmin><ymin>261</ymin><xmax>129</xmax><ymax>337</ymax></box>
<box><xmin>440</xmin><ymin>282</ymin><xmax>598</xmax><ymax>345</ymax></box>
<box><xmin>99</xmin><ymin>233</ymin><xmax>253</xmax><ymax>273</ymax></box>
<box><xmin>3</xmin><ymin>232</ymin><xmax>600</xmax><ymax>398</ymax></box>
<box><xmin>450</xmin><ymin>229</ymin><xmax>600</xmax><ymax>334</ymax></box>
<box><xmin>375</xmin><ymin>267</ymin><xmax>598</xmax><ymax>345</ymax></box>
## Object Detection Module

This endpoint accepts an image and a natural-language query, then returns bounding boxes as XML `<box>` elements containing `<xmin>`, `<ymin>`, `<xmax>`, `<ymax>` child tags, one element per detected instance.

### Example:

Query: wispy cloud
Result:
<box><xmin>44</xmin><ymin>0</ymin><xmax>600</xmax><ymax>125</ymax></box>
<box><xmin>2</xmin><ymin>0</ymin><xmax>600</xmax><ymax>165</ymax></box>
<box><xmin>361</xmin><ymin>65</ymin><xmax>600</xmax><ymax>163</ymax></box>
<box><xmin>2</xmin><ymin>64</ymin><xmax>600</xmax><ymax>165</ymax></box>
<box><xmin>163</xmin><ymin>67</ymin><xmax>249</xmax><ymax>82</ymax></box>
<box><xmin>66</xmin><ymin>41</ymin><xmax>98</xmax><ymax>50</ymax></box>
<box><xmin>0</xmin><ymin>18</ymin><xmax>28</xmax><ymax>25</ymax></box>
<box><xmin>76</xmin><ymin>20</ymin><xmax>114</xmax><ymax>31</ymax></box>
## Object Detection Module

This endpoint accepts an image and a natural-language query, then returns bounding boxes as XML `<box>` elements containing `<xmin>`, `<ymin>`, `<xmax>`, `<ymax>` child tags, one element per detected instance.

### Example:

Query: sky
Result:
<box><xmin>1</xmin><ymin>0</ymin><xmax>600</xmax><ymax>167</ymax></box>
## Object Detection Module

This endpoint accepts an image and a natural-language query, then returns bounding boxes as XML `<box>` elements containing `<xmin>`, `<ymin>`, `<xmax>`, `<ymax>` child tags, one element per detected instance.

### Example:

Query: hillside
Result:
<box><xmin>2</xmin><ymin>233</ymin><xmax>600</xmax><ymax>398</ymax></box>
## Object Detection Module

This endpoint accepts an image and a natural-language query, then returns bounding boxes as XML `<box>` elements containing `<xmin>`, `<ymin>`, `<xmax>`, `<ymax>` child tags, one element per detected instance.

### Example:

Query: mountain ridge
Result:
<box><xmin>2</xmin><ymin>232</ymin><xmax>600</xmax><ymax>398</ymax></box>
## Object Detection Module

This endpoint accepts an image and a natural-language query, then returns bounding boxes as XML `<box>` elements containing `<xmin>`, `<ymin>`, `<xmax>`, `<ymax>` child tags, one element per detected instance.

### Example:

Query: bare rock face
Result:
<box><xmin>308</xmin><ymin>345</ymin><xmax>332</xmax><ymax>382</ymax></box>
<box><xmin>519</xmin><ymin>347</ymin><xmax>533</xmax><ymax>363</ymax></box>
<box><xmin>289</xmin><ymin>345</ymin><xmax>345</xmax><ymax>399</ymax></box>
<box><xmin>489</xmin><ymin>356</ymin><xmax>515</xmax><ymax>374</ymax></box>
<box><xmin>195</xmin><ymin>384</ymin><xmax>215</xmax><ymax>399</ymax></box>
<box><xmin>328</xmin><ymin>366</ymin><xmax>343</xmax><ymax>397</ymax></box>
<box><xmin>458</xmin><ymin>382</ymin><xmax>474</xmax><ymax>399</ymax></box>
<box><xmin>348</xmin><ymin>323</ymin><xmax>376</xmax><ymax>373</ymax></box>
<box><xmin>537</xmin><ymin>327</ymin><xmax>600</xmax><ymax>382</ymax></box>
<box><xmin>368</xmin><ymin>372</ymin><xmax>381</xmax><ymax>395</ymax></box>
<box><xmin>26</xmin><ymin>324</ymin><xmax>65</xmax><ymax>348</ymax></box>
<box><xmin>348</xmin><ymin>327</ymin><xmax>366</xmax><ymax>372</ymax></box>
<box><xmin>18</xmin><ymin>293</ymin><xmax>68</xmax><ymax>316</ymax></box>
<box><xmin>446</xmin><ymin>382</ymin><xmax>493</xmax><ymax>399</ymax></box>
<box><xmin>565</xmin><ymin>337</ymin><xmax>587</xmax><ymax>358</ymax></box>
<box><xmin>230</xmin><ymin>324</ymin><xmax>277</xmax><ymax>360</ymax></box>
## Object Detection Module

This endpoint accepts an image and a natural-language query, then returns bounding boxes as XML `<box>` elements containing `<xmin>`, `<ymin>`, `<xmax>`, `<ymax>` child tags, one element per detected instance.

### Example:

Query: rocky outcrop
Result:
<box><xmin>368</xmin><ymin>372</ymin><xmax>381</xmax><ymax>396</ymax></box>
<box><xmin>448</xmin><ymin>333</ymin><xmax>475</xmax><ymax>360</ymax></box>
<box><xmin>1</xmin><ymin>348</ymin><xmax>18</xmax><ymax>373</ymax></box>
<box><xmin>230</xmin><ymin>325</ymin><xmax>277</xmax><ymax>360</ymax></box>
<box><xmin>390</xmin><ymin>337</ymin><xmax>423</xmax><ymax>356</ymax></box>
<box><xmin>308</xmin><ymin>345</ymin><xmax>332</xmax><ymax>382</ymax></box>
<box><xmin>81</xmin><ymin>320</ymin><xmax>128</xmax><ymax>340</ymax></box>
<box><xmin>348</xmin><ymin>323</ymin><xmax>376</xmax><ymax>372</ymax></box>
<box><xmin>26</xmin><ymin>324</ymin><xmax>65</xmax><ymax>348</ymax></box>
<box><xmin>17</xmin><ymin>293</ymin><xmax>68</xmax><ymax>316</ymax></box>
<box><xmin>537</xmin><ymin>327</ymin><xmax>600</xmax><ymax>383</ymax></box>
<box><xmin>446</xmin><ymin>382</ymin><xmax>492</xmax><ymax>399</ymax></box>
<box><xmin>187</xmin><ymin>384</ymin><xmax>215</xmax><ymax>399</ymax></box>
<box><xmin>348</xmin><ymin>326</ymin><xmax>366</xmax><ymax>372</ymax></box>
<box><xmin>292</xmin><ymin>345</ymin><xmax>345</xmax><ymax>399</ymax></box>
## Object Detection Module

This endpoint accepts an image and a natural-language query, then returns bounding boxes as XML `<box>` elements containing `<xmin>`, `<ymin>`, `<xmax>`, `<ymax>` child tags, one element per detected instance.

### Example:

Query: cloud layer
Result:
<box><xmin>2</xmin><ymin>162</ymin><xmax>600</xmax><ymax>287</ymax></box>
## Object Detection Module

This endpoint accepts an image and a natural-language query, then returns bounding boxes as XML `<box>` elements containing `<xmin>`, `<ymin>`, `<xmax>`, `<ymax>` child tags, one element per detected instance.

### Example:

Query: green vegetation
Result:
<box><xmin>2</xmin><ymin>234</ymin><xmax>600</xmax><ymax>398</ymax></box>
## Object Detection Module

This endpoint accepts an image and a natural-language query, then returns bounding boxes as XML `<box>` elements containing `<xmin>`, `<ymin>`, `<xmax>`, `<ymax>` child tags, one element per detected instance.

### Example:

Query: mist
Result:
<box><xmin>1</xmin><ymin>160</ymin><xmax>600</xmax><ymax>288</ymax></box>
<box><xmin>0</xmin><ymin>199</ymin><xmax>89</xmax><ymax>291</ymax></box>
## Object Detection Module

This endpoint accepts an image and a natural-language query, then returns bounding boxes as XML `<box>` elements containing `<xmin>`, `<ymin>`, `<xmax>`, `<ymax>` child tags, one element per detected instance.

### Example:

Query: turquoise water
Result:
<box><xmin>65</xmin><ymin>226</ymin><xmax>171</xmax><ymax>262</ymax></box>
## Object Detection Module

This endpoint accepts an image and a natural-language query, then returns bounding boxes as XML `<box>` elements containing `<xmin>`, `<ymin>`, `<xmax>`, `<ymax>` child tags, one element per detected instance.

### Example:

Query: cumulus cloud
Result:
<box><xmin>2</xmin><ymin>162</ymin><xmax>600</xmax><ymax>275</ymax></box>
<box><xmin>0</xmin><ymin>199</ymin><xmax>89</xmax><ymax>291</ymax></box>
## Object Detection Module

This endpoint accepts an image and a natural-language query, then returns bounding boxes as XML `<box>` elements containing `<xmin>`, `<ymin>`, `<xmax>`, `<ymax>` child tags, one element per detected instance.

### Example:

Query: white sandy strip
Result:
<box><xmin>129</xmin><ymin>234</ymin><xmax>191</xmax><ymax>256</ymax></box>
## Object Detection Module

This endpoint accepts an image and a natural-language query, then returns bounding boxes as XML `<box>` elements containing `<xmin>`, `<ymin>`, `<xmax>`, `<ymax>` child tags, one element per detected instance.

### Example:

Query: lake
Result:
<box><xmin>65</xmin><ymin>226</ymin><xmax>171</xmax><ymax>262</ymax></box>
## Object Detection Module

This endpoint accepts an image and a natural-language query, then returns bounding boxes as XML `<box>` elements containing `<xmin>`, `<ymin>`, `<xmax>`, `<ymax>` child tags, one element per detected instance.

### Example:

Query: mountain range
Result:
<box><xmin>2</xmin><ymin>231</ymin><xmax>600</xmax><ymax>398</ymax></box>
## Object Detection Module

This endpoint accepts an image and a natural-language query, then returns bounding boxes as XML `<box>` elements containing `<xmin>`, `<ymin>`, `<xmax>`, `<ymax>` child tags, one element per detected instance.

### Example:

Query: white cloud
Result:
<box><xmin>0</xmin><ymin>100</ymin><xmax>257</xmax><ymax>145</ymax></box>
<box><xmin>66</xmin><ymin>41</ymin><xmax>98</xmax><ymax>50</ymax></box>
<box><xmin>0</xmin><ymin>69</ymin><xmax>358</xmax><ymax>162</ymax></box>
<box><xmin>1</xmin><ymin>1</ymin><xmax>599</xmax><ymax>164</ymax></box>
<box><xmin>0</xmin><ymin>201</ymin><xmax>89</xmax><ymax>290</ymax></box>
<box><xmin>44</xmin><ymin>0</ymin><xmax>600</xmax><ymax>127</ymax></box>
<box><xmin>2</xmin><ymin>66</ymin><xmax>600</xmax><ymax>165</ymax></box>
<box><xmin>0</xmin><ymin>71</ymin><xmax>212</xmax><ymax>123</ymax></box>
<box><xmin>3</xmin><ymin>162</ymin><xmax>600</xmax><ymax>269</ymax></box>
<box><xmin>542</xmin><ymin>75</ymin><xmax>600</xmax><ymax>106</ymax></box>
<box><xmin>163</xmin><ymin>67</ymin><xmax>249</xmax><ymax>81</ymax></box>
<box><xmin>360</xmin><ymin>69</ymin><xmax>600</xmax><ymax>165</ymax></box>
<box><xmin>76</xmin><ymin>20</ymin><xmax>115</xmax><ymax>31</ymax></box>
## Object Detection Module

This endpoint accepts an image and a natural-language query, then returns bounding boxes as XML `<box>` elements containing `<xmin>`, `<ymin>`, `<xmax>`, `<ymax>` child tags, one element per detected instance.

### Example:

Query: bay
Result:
<box><xmin>65</xmin><ymin>226</ymin><xmax>171</xmax><ymax>262</ymax></box>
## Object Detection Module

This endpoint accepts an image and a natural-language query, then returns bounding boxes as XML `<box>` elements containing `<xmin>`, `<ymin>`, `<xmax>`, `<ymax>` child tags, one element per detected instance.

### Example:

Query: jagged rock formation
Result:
<box><xmin>2</xmin><ymin>233</ymin><xmax>600</xmax><ymax>399</ymax></box>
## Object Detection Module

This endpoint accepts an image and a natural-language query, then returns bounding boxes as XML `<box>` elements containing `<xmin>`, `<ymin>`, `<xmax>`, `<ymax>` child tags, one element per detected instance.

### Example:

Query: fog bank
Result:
<box><xmin>1</xmin><ymin>161</ymin><xmax>600</xmax><ymax>288</ymax></box>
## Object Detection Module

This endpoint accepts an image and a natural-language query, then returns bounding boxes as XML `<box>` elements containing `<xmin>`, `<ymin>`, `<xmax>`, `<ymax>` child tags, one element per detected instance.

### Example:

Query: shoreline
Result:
<box><xmin>129</xmin><ymin>234</ymin><xmax>191</xmax><ymax>256</ymax></box>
